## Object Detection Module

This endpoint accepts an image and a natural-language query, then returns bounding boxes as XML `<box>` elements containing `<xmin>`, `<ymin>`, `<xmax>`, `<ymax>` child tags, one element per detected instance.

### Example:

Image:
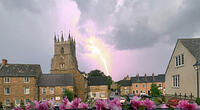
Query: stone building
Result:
<box><xmin>165</xmin><ymin>38</ymin><xmax>200</xmax><ymax>98</ymax></box>
<box><xmin>50</xmin><ymin>32</ymin><xmax>87</xmax><ymax>100</ymax></box>
<box><xmin>38</xmin><ymin>74</ymin><xmax>73</xmax><ymax>103</ymax></box>
<box><xmin>88</xmin><ymin>77</ymin><xmax>109</xmax><ymax>99</ymax></box>
<box><xmin>119</xmin><ymin>74</ymin><xmax>165</xmax><ymax>96</ymax></box>
<box><xmin>0</xmin><ymin>59</ymin><xmax>42</xmax><ymax>106</ymax></box>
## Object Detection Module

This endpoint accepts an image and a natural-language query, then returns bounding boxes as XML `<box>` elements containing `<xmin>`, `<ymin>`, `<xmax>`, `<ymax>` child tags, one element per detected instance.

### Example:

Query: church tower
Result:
<box><xmin>50</xmin><ymin>32</ymin><xmax>87</xmax><ymax>100</ymax></box>
<box><xmin>51</xmin><ymin>32</ymin><xmax>78</xmax><ymax>73</ymax></box>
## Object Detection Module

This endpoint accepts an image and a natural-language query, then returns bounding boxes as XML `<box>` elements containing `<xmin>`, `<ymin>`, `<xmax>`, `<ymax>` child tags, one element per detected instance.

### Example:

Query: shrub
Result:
<box><xmin>63</xmin><ymin>89</ymin><xmax>74</xmax><ymax>101</ymax></box>
<box><xmin>196</xmin><ymin>98</ymin><xmax>200</xmax><ymax>105</ymax></box>
<box><xmin>150</xmin><ymin>83</ymin><xmax>162</xmax><ymax>97</ymax></box>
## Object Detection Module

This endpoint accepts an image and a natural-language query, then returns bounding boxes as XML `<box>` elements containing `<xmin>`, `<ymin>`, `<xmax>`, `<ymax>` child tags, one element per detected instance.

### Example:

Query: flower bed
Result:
<box><xmin>11</xmin><ymin>96</ymin><xmax>200</xmax><ymax>110</ymax></box>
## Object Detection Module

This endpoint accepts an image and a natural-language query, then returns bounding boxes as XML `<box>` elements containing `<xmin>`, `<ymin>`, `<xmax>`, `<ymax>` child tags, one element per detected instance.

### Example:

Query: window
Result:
<box><xmin>136</xmin><ymin>90</ymin><xmax>138</xmax><ymax>93</ymax></box>
<box><xmin>4</xmin><ymin>87</ymin><xmax>10</xmax><ymax>95</ymax></box>
<box><xmin>175</xmin><ymin>54</ymin><xmax>184</xmax><ymax>66</ymax></box>
<box><xmin>24</xmin><ymin>87</ymin><xmax>30</xmax><ymax>94</ymax></box>
<box><xmin>140</xmin><ymin>91</ymin><xmax>142</xmax><ymax>93</ymax></box>
<box><xmin>61</xmin><ymin>47</ymin><xmax>64</xmax><ymax>54</ymax></box>
<box><xmin>50</xmin><ymin>97</ymin><xmax>54</xmax><ymax>100</ymax></box>
<box><xmin>5</xmin><ymin>99</ymin><xmax>10</xmax><ymax>106</ymax></box>
<box><xmin>50</xmin><ymin>88</ymin><xmax>54</xmax><ymax>94</ymax></box>
<box><xmin>136</xmin><ymin>85</ymin><xmax>138</xmax><ymax>88</ymax></box>
<box><xmin>24</xmin><ymin>99</ymin><xmax>30</xmax><ymax>105</ymax></box>
<box><xmin>173</xmin><ymin>75</ymin><xmax>180</xmax><ymax>87</ymax></box>
<box><xmin>42</xmin><ymin>88</ymin><xmax>46</xmax><ymax>94</ymax></box>
<box><xmin>15</xmin><ymin>99</ymin><xmax>20</xmax><ymax>106</ymax></box>
<box><xmin>42</xmin><ymin>98</ymin><xmax>46</xmax><ymax>101</ymax></box>
<box><xmin>143</xmin><ymin>84</ymin><xmax>145</xmax><ymax>88</ymax></box>
<box><xmin>159</xmin><ymin>84</ymin><xmax>162</xmax><ymax>87</ymax></box>
<box><xmin>92</xmin><ymin>92</ymin><xmax>96</xmax><ymax>97</ymax></box>
<box><xmin>24</xmin><ymin>77</ymin><xmax>29</xmax><ymax>83</ymax></box>
<box><xmin>62</xmin><ymin>88</ymin><xmax>66</xmax><ymax>94</ymax></box>
<box><xmin>4</xmin><ymin>77</ymin><xmax>10</xmax><ymax>83</ymax></box>
<box><xmin>100</xmin><ymin>92</ymin><xmax>105</xmax><ymax>97</ymax></box>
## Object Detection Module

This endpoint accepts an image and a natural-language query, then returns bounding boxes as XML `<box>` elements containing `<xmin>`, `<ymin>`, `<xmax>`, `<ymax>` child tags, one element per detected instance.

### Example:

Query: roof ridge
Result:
<box><xmin>178</xmin><ymin>38</ymin><xmax>200</xmax><ymax>40</ymax></box>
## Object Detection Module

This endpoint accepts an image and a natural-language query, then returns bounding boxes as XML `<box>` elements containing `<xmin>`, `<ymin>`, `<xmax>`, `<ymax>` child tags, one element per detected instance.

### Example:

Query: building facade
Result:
<box><xmin>0</xmin><ymin>59</ymin><xmax>42</xmax><ymax>106</ymax></box>
<box><xmin>165</xmin><ymin>38</ymin><xmax>200</xmax><ymax>98</ymax></box>
<box><xmin>119</xmin><ymin>74</ymin><xmax>165</xmax><ymax>96</ymax></box>
<box><xmin>88</xmin><ymin>77</ymin><xmax>109</xmax><ymax>99</ymax></box>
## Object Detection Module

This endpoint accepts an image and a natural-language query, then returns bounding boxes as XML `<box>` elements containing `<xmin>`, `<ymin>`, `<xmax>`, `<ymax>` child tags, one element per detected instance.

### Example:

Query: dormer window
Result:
<box><xmin>61</xmin><ymin>47</ymin><xmax>64</xmax><ymax>54</ymax></box>
<box><xmin>175</xmin><ymin>54</ymin><xmax>184</xmax><ymax>67</ymax></box>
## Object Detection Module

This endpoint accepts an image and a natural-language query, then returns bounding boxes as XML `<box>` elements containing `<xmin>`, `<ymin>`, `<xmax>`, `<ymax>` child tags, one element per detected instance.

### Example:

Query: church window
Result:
<box><xmin>61</xmin><ymin>47</ymin><xmax>64</xmax><ymax>54</ymax></box>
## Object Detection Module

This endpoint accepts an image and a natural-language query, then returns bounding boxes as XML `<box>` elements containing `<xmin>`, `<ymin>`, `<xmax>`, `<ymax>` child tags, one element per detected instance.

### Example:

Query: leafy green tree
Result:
<box><xmin>150</xmin><ymin>83</ymin><xmax>162</xmax><ymax>97</ymax></box>
<box><xmin>88</xmin><ymin>70</ymin><xmax>105</xmax><ymax>78</ymax></box>
<box><xmin>88</xmin><ymin>69</ymin><xmax>114</xmax><ymax>90</ymax></box>
<box><xmin>63</xmin><ymin>89</ymin><xmax>74</xmax><ymax>101</ymax></box>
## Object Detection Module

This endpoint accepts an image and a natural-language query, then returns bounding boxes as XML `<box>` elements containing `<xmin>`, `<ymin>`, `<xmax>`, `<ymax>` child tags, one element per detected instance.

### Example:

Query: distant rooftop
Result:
<box><xmin>88</xmin><ymin>76</ymin><xmax>109</xmax><ymax>86</ymax></box>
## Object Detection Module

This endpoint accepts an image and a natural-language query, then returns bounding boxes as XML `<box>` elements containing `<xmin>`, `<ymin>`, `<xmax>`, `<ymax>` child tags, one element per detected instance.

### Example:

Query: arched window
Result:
<box><xmin>61</xmin><ymin>47</ymin><xmax>64</xmax><ymax>54</ymax></box>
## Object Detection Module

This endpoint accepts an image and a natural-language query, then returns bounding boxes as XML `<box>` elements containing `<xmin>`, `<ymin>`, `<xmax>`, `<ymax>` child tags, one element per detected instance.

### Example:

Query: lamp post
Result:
<box><xmin>193</xmin><ymin>60</ymin><xmax>200</xmax><ymax>98</ymax></box>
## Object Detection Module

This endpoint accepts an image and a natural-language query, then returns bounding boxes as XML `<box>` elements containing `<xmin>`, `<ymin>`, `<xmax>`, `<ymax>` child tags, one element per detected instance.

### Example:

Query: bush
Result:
<box><xmin>63</xmin><ymin>89</ymin><xmax>74</xmax><ymax>101</ymax></box>
<box><xmin>196</xmin><ymin>98</ymin><xmax>200</xmax><ymax>105</ymax></box>
<box><xmin>20</xmin><ymin>100</ymin><xmax>25</xmax><ymax>109</ymax></box>
<box><xmin>150</xmin><ymin>83</ymin><xmax>162</xmax><ymax>97</ymax></box>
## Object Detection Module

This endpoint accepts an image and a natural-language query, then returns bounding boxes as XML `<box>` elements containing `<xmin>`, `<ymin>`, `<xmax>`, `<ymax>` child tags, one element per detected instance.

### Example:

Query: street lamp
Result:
<box><xmin>193</xmin><ymin>60</ymin><xmax>200</xmax><ymax>98</ymax></box>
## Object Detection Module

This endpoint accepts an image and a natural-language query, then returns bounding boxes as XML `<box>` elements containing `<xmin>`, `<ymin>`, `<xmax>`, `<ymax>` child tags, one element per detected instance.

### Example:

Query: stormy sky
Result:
<box><xmin>0</xmin><ymin>0</ymin><xmax>200</xmax><ymax>81</ymax></box>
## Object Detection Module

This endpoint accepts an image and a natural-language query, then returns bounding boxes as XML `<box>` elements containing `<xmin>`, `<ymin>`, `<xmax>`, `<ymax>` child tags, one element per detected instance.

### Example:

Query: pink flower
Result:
<box><xmin>161</xmin><ymin>104</ymin><xmax>168</xmax><ymax>108</ymax></box>
<box><xmin>142</xmin><ymin>98</ymin><xmax>156</xmax><ymax>109</ymax></box>
<box><xmin>38</xmin><ymin>102</ymin><xmax>48</xmax><ymax>110</ymax></box>
<box><xmin>130</xmin><ymin>96</ymin><xmax>143</xmax><ymax>110</ymax></box>
<box><xmin>109</xmin><ymin>98</ymin><xmax>122</xmax><ymax>110</ymax></box>
<box><xmin>71</xmin><ymin>98</ymin><xmax>81</xmax><ymax>109</ymax></box>
<box><xmin>78</xmin><ymin>102</ymin><xmax>88</xmax><ymax>109</ymax></box>
<box><xmin>12</xmin><ymin>107</ymin><xmax>23</xmax><ymax>110</ymax></box>
<box><xmin>176</xmin><ymin>100</ymin><xmax>198</xmax><ymax>110</ymax></box>
<box><xmin>96</xmin><ymin>99</ymin><xmax>109</xmax><ymax>110</ymax></box>
<box><xmin>132</xmin><ymin>96</ymin><xmax>141</xmax><ymax>101</ymax></box>
<box><xmin>59</xmin><ymin>97</ymin><xmax>70</xmax><ymax>110</ymax></box>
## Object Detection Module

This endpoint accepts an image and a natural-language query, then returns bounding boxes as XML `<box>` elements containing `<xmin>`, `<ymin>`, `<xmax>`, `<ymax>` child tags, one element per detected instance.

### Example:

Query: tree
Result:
<box><xmin>88</xmin><ymin>70</ymin><xmax>105</xmax><ymax>78</ymax></box>
<box><xmin>88</xmin><ymin>69</ymin><xmax>114</xmax><ymax>90</ymax></box>
<box><xmin>63</xmin><ymin>89</ymin><xmax>74</xmax><ymax>101</ymax></box>
<box><xmin>150</xmin><ymin>83</ymin><xmax>162</xmax><ymax>97</ymax></box>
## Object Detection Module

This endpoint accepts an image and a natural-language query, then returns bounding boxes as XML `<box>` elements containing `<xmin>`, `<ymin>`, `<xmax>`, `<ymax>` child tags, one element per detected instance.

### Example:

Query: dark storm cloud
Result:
<box><xmin>75</xmin><ymin>0</ymin><xmax>200</xmax><ymax>50</ymax></box>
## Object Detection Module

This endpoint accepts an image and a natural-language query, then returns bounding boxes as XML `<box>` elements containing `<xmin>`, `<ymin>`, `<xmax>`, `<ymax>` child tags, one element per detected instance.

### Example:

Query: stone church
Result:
<box><xmin>49</xmin><ymin>32</ymin><xmax>87</xmax><ymax>100</ymax></box>
<box><xmin>0</xmin><ymin>32</ymin><xmax>87</xmax><ymax>106</ymax></box>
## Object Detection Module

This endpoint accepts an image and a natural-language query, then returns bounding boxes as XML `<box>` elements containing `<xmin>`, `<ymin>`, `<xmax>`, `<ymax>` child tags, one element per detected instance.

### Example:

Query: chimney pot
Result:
<box><xmin>152</xmin><ymin>73</ymin><xmax>155</xmax><ymax>81</ymax></box>
<box><xmin>2</xmin><ymin>59</ymin><xmax>7</xmax><ymax>65</ymax></box>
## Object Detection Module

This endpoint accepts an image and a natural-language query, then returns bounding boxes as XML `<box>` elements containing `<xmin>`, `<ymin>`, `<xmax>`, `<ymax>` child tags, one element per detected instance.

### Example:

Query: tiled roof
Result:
<box><xmin>38</xmin><ymin>74</ymin><xmax>73</xmax><ymax>86</ymax></box>
<box><xmin>180</xmin><ymin>38</ymin><xmax>200</xmax><ymax>59</ymax></box>
<box><xmin>130</xmin><ymin>74</ymin><xmax>165</xmax><ymax>83</ymax></box>
<box><xmin>0</xmin><ymin>64</ymin><xmax>42</xmax><ymax>77</ymax></box>
<box><xmin>118</xmin><ymin>80</ymin><xmax>131</xmax><ymax>86</ymax></box>
<box><xmin>88</xmin><ymin>76</ymin><xmax>109</xmax><ymax>86</ymax></box>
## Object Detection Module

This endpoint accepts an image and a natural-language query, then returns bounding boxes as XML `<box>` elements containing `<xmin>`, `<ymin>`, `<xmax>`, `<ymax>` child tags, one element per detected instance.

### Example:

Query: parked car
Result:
<box><xmin>140</xmin><ymin>93</ymin><xmax>152</xmax><ymax>99</ymax></box>
<box><xmin>120</xmin><ymin>97</ymin><xmax>126</xmax><ymax>104</ymax></box>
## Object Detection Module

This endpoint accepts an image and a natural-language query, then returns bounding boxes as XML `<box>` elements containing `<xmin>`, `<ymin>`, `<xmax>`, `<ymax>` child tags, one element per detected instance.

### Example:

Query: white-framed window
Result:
<box><xmin>4</xmin><ymin>87</ymin><xmax>10</xmax><ymax>95</ymax></box>
<box><xmin>24</xmin><ymin>99</ymin><xmax>29</xmax><ymax>105</ymax></box>
<box><xmin>172</xmin><ymin>75</ymin><xmax>180</xmax><ymax>87</ymax></box>
<box><xmin>5</xmin><ymin>99</ymin><xmax>10</xmax><ymax>106</ymax></box>
<box><xmin>175</xmin><ymin>54</ymin><xmax>184</xmax><ymax>67</ymax></box>
<box><xmin>15</xmin><ymin>99</ymin><xmax>20</xmax><ymax>106</ymax></box>
<box><xmin>24</xmin><ymin>87</ymin><xmax>30</xmax><ymax>94</ymax></box>
<box><xmin>159</xmin><ymin>84</ymin><xmax>162</xmax><ymax>87</ymax></box>
<box><xmin>100</xmin><ymin>92</ymin><xmax>105</xmax><ymax>97</ymax></box>
<box><xmin>143</xmin><ymin>84</ymin><xmax>145</xmax><ymax>88</ymax></box>
<box><xmin>24</xmin><ymin>77</ymin><xmax>30</xmax><ymax>83</ymax></box>
<box><xmin>62</xmin><ymin>88</ymin><xmax>66</xmax><ymax>94</ymax></box>
<box><xmin>125</xmin><ymin>90</ymin><xmax>129</xmax><ymax>95</ymax></box>
<box><xmin>4</xmin><ymin>77</ymin><xmax>10</xmax><ymax>83</ymax></box>
<box><xmin>50</xmin><ymin>88</ymin><xmax>54</xmax><ymax>94</ymax></box>
<box><xmin>136</xmin><ymin>85</ymin><xmax>138</xmax><ymax>88</ymax></box>
<box><xmin>42</xmin><ymin>88</ymin><xmax>46</xmax><ymax>94</ymax></box>
<box><xmin>42</xmin><ymin>98</ymin><xmax>46</xmax><ymax>101</ymax></box>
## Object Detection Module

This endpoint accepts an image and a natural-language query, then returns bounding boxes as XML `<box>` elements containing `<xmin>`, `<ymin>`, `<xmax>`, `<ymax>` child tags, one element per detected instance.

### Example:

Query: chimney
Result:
<box><xmin>136</xmin><ymin>74</ymin><xmax>140</xmax><ymax>81</ymax></box>
<box><xmin>152</xmin><ymin>73</ymin><xmax>155</xmax><ymax>81</ymax></box>
<box><xmin>144</xmin><ymin>73</ymin><xmax>147</xmax><ymax>81</ymax></box>
<box><xmin>2</xmin><ymin>59</ymin><xmax>7</xmax><ymax>65</ymax></box>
